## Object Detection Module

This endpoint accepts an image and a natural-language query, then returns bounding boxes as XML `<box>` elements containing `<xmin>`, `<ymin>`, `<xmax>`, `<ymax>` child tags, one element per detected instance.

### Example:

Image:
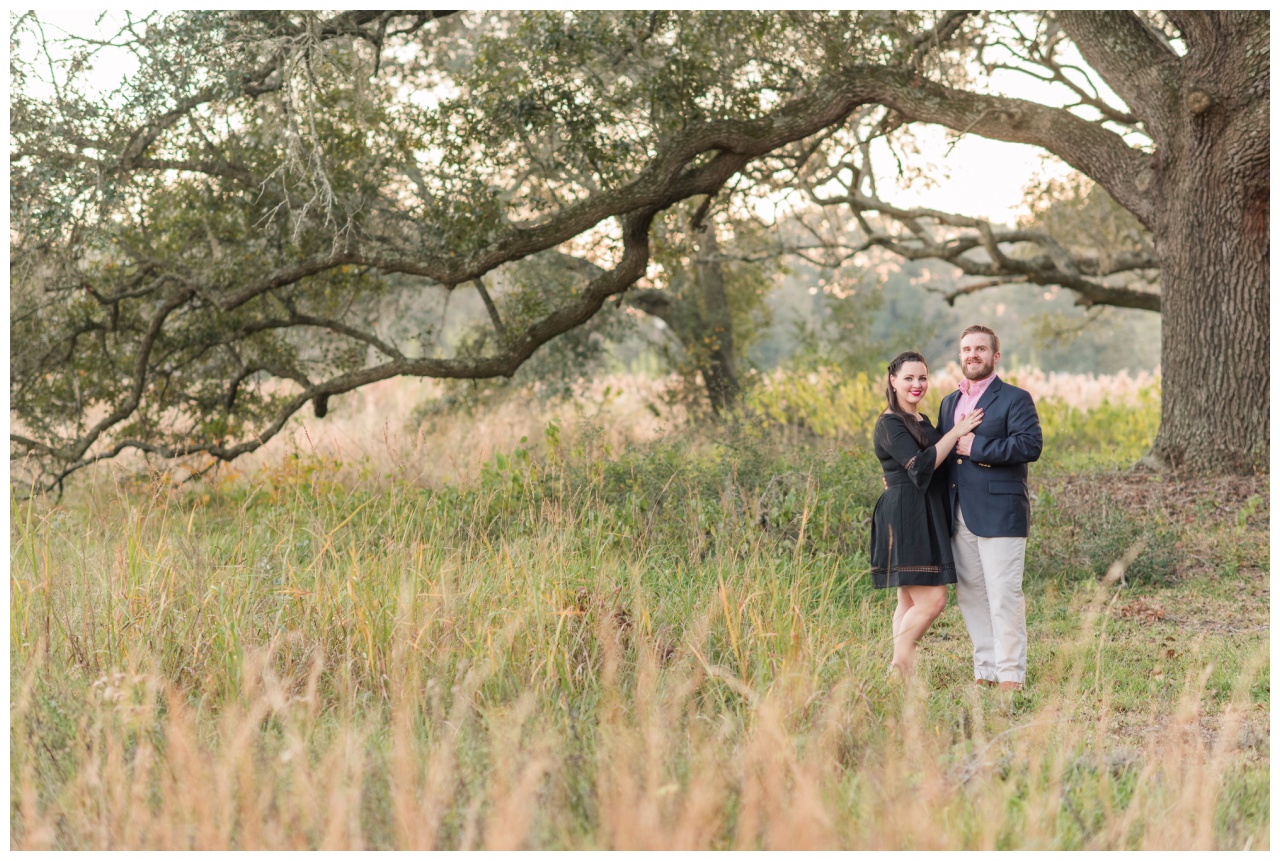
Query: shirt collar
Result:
<box><xmin>957</xmin><ymin>373</ymin><xmax>997</xmax><ymax>399</ymax></box>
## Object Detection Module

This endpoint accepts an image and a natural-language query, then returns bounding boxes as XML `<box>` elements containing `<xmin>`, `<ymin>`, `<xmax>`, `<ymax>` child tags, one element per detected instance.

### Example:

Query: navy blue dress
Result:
<box><xmin>869</xmin><ymin>412</ymin><xmax>956</xmax><ymax>588</ymax></box>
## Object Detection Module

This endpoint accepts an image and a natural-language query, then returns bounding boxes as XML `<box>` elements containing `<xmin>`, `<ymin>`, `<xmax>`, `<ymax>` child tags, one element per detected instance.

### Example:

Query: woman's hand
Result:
<box><xmin>934</xmin><ymin>407</ymin><xmax>984</xmax><ymax>468</ymax></box>
<box><xmin>957</xmin><ymin>408</ymin><xmax>984</xmax><ymax>435</ymax></box>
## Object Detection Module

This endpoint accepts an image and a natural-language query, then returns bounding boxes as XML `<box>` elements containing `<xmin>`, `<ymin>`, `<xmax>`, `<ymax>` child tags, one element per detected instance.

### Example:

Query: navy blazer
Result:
<box><xmin>938</xmin><ymin>376</ymin><xmax>1043</xmax><ymax>538</ymax></box>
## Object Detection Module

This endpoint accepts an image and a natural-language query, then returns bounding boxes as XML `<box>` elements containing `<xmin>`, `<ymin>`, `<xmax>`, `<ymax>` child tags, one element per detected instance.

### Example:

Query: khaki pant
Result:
<box><xmin>952</xmin><ymin>507</ymin><xmax>1028</xmax><ymax>684</ymax></box>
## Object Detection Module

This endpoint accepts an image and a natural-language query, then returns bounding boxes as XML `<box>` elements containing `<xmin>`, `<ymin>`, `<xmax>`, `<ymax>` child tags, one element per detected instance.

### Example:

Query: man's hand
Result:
<box><xmin>956</xmin><ymin>433</ymin><xmax>975</xmax><ymax>457</ymax></box>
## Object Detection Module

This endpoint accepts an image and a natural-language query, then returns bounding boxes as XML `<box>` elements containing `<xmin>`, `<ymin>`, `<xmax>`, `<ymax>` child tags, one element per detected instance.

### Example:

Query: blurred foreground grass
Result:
<box><xmin>10</xmin><ymin>369</ymin><xmax>1268</xmax><ymax>849</ymax></box>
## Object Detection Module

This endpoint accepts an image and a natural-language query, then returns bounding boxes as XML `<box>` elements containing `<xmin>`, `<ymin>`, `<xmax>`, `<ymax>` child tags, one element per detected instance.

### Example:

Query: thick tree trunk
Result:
<box><xmin>1145</xmin><ymin>21</ymin><xmax>1269</xmax><ymax>474</ymax></box>
<box><xmin>1150</xmin><ymin>170</ymin><xmax>1269</xmax><ymax>472</ymax></box>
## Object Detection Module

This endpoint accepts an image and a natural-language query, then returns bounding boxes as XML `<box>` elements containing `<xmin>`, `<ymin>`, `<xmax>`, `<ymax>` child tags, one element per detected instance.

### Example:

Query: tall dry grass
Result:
<box><xmin>10</xmin><ymin>461</ymin><xmax>1266</xmax><ymax>849</ymax></box>
<box><xmin>11</xmin><ymin>365</ymin><xmax>1266</xmax><ymax>849</ymax></box>
<box><xmin>11</xmin><ymin>590</ymin><xmax>1265</xmax><ymax>850</ymax></box>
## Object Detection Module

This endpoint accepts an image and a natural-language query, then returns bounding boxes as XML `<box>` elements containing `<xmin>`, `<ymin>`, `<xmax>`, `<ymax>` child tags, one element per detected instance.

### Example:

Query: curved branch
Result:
<box><xmin>62</xmin><ymin>287</ymin><xmax>196</xmax><ymax>464</ymax></box>
<box><xmin>234</xmin><ymin>63</ymin><xmax>1160</xmax><ymax>290</ymax></box>
<box><xmin>841</xmin><ymin>64</ymin><xmax>1157</xmax><ymax>228</ymax></box>
<box><xmin>931</xmin><ymin>271</ymin><xmax>1159</xmax><ymax>311</ymax></box>
<box><xmin>236</xmin><ymin>313</ymin><xmax>407</xmax><ymax>361</ymax></box>
<box><xmin>14</xmin><ymin>206</ymin><xmax>660</xmax><ymax>492</ymax></box>
<box><xmin>1054</xmin><ymin>11</ymin><xmax>1182</xmax><ymax>139</ymax></box>
<box><xmin>207</xmin><ymin>85</ymin><xmax>890</xmax><ymax>309</ymax></box>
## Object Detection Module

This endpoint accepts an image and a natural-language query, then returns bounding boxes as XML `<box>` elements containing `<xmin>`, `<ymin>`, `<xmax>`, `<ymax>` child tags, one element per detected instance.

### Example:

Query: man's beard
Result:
<box><xmin>963</xmin><ymin>360</ymin><xmax>994</xmax><ymax>381</ymax></box>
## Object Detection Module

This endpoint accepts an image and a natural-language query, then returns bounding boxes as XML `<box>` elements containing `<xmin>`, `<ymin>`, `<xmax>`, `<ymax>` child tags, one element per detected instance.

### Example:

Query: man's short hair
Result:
<box><xmin>962</xmin><ymin>324</ymin><xmax>999</xmax><ymax>354</ymax></box>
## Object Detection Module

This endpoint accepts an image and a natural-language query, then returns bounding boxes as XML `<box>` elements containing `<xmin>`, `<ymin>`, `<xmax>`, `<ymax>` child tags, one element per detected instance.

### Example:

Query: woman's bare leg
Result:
<box><xmin>892</xmin><ymin>587</ymin><xmax>915</xmax><ymax>642</ymax></box>
<box><xmin>890</xmin><ymin>585</ymin><xmax>948</xmax><ymax>676</ymax></box>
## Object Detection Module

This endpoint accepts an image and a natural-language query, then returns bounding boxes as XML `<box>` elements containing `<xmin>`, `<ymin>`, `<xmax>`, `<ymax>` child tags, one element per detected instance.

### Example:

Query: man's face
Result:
<box><xmin>959</xmin><ymin>332</ymin><xmax>998</xmax><ymax>381</ymax></box>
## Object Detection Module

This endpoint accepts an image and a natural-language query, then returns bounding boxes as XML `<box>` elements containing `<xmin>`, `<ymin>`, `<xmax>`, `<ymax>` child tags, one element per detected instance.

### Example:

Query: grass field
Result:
<box><xmin>10</xmin><ymin>369</ymin><xmax>1269</xmax><ymax>849</ymax></box>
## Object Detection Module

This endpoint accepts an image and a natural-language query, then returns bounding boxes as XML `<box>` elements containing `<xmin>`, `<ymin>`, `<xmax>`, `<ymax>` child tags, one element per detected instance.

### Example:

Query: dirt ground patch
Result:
<box><xmin>1036</xmin><ymin>470</ymin><xmax>1268</xmax><ymax>530</ymax></box>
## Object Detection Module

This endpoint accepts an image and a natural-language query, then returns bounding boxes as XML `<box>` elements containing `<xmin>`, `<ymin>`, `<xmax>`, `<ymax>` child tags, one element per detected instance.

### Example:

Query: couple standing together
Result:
<box><xmin>870</xmin><ymin>324</ymin><xmax>1043</xmax><ymax>690</ymax></box>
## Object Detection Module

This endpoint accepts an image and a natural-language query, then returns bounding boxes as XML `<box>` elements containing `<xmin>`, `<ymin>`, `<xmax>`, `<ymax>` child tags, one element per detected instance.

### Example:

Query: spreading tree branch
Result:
<box><xmin>13</xmin><ymin>11</ymin><xmax>1181</xmax><ymax>490</ymax></box>
<box><xmin>813</xmin><ymin>186</ymin><xmax>1161</xmax><ymax>311</ymax></box>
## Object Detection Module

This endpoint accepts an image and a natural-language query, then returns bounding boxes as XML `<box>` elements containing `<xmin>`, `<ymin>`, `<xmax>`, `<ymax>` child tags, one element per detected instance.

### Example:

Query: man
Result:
<box><xmin>938</xmin><ymin>325</ymin><xmax>1042</xmax><ymax>691</ymax></box>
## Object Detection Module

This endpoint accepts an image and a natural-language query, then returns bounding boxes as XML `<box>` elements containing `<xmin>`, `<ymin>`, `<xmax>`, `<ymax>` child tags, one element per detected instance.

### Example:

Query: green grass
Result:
<box><xmin>9</xmin><ymin>383</ymin><xmax>1270</xmax><ymax>849</ymax></box>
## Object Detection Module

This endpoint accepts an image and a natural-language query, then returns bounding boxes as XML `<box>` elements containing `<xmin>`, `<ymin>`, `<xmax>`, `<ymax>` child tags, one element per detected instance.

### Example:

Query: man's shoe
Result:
<box><xmin>998</xmin><ymin>681</ymin><xmax>1023</xmax><ymax>692</ymax></box>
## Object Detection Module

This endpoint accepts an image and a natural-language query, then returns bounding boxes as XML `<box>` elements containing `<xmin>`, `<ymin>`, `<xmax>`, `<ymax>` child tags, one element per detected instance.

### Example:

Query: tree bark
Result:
<box><xmin>1143</xmin><ymin>15</ymin><xmax>1269</xmax><ymax>472</ymax></box>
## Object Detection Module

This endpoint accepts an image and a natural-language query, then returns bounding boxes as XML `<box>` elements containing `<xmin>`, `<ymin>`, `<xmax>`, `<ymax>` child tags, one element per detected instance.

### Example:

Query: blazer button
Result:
<box><xmin>956</xmin><ymin>457</ymin><xmax>962</xmax><ymax>464</ymax></box>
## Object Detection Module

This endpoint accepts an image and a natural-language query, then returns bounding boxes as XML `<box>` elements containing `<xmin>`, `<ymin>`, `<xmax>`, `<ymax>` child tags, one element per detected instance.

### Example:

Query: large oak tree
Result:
<box><xmin>10</xmin><ymin>11</ymin><xmax>1268</xmax><ymax>490</ymax></box>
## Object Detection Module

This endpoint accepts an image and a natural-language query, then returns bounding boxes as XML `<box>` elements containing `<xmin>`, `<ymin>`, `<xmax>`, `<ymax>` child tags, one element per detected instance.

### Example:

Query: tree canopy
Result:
<box><xmin>10</xmin><ymin>11</ymin><xmax>1268</xmax><ymax>489</ymax></box>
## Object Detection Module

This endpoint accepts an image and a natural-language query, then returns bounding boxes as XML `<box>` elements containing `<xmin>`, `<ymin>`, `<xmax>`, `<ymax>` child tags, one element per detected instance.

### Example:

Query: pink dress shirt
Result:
<box><xmin>953</xmin><ymin>374</ymin><xmax>996</xmax><ymax>427</ymax></box>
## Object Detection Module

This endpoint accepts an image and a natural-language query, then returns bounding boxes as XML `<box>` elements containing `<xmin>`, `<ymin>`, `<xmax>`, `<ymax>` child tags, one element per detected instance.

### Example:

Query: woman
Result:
<box><xmin>870</xmin><ymin>351</ymin><xmax>983</xmax><ymax>678</ymax></box>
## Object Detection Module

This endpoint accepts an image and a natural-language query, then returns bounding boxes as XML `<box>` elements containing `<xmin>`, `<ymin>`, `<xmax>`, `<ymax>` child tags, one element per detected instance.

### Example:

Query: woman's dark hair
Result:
<box><xmin>885</xmin><ymin>350</ymin><xmax>930</xmax><ymax>448</ymax></box>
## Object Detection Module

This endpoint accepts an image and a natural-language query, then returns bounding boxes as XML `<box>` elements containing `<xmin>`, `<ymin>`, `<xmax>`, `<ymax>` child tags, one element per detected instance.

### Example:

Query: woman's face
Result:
<box><xmin>892</xmin><ymin>361</ymin><xmax>929</xmax><ymax>407</ymax></box>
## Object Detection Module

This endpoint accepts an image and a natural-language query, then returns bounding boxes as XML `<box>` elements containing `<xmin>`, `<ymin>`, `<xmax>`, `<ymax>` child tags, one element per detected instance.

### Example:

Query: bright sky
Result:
<box><xmin>15</xmin><ymin>11</ymin><xmax>141</xmax><ymax>99</ymax></box>
<box><xmin>871</xmin><ymin>129</ymin><xmax>1071</xmax><ymax>226</ymax></box>
<box><xmin>15</xmin><ymin>11</ymin><xmax>1107</xmax><ymax>226</ymax></box>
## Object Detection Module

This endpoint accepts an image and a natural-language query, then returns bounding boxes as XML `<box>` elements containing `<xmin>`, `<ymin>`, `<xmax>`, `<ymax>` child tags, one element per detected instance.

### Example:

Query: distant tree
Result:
<box><xmin>10</xmin><ymin>11</ymin><xmax>1267</xmax><ymax>489</ymax></box>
